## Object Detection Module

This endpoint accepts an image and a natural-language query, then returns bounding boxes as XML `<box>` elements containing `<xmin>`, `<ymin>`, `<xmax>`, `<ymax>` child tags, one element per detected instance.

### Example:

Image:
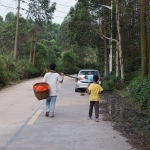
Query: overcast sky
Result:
<box><xmin>0</xmin><ymin>0</ymin><xmax>77</xmax><ymax>24</ymax></box>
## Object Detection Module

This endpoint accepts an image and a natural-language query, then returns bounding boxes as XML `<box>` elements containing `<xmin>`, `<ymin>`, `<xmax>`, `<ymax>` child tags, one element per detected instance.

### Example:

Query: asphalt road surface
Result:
<box><xmin>0</xmin><ymin>77</ymin><xmax>133</xmax><ymax>150</ymax></box>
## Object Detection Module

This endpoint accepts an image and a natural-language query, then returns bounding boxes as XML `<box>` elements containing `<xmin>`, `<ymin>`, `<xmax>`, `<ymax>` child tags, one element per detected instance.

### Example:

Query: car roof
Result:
<box><xmin>79</xmin><ymin>69</ymin><xmax>99</xmax><ymax>71</ymax></box>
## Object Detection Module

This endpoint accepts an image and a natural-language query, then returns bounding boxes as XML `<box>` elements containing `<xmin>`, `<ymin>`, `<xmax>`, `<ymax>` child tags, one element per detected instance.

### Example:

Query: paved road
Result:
<box><xmin>0</xmin><ymin>77</ymin><xmax>133</xmax><ymax>150</ymax></box>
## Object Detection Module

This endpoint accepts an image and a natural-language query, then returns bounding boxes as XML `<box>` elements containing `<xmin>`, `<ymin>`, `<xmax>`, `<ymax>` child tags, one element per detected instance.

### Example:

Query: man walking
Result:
<box><xmin>43</xmin><ymin>63</ymin><xmax>64</xmax><ymax>118</ymax></box>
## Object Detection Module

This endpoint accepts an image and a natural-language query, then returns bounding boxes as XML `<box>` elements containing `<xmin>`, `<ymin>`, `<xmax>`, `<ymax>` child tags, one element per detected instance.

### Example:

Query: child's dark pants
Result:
<box><xmin>89</xmin><ymin>101</ymin><xmax>99</xmax><ymax>118</ymax></box>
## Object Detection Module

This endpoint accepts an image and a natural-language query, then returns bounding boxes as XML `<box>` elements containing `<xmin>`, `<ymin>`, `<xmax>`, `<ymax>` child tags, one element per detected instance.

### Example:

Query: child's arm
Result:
<box><xmin>86</xmin><ymin>83</ymin><xmax>91</xmax><ymax>94</ymax></box>
<box><xmin>99</xmin><ymin>85</ymin><xmax>103</xmax><ymax>94</ymax></box>
<box><xmin>86</xmin><ymin>88</ymin><xmax>91</xmax><ymax>95</ymax></box>
<box><xmin>99</xmin><ymin>90</ymin><xmax>103</xmax><ymax>94</ymax></box>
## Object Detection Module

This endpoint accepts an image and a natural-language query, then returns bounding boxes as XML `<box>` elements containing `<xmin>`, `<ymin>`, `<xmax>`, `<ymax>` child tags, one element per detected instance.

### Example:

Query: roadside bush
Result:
<box><xmin>1</xmin><ymin>54</ymin><xmax>20</xmax><ymax>82</ymax></box>
<box><xmin>112</xmin><ymin>76</ymin><xmax>124</xmax><ymax>90</ymax></box>
<box><xmin>102</xmin><ymin>77</ymin><xmax>114</xmax><ymax>91</ymax></box>
<box><xmin>0</xmin><ymin>56</ymin><xmax>8</xmax><ymax>86</ymax></box>
<box><xmin>25</xmin><ymin>66</ymin><xmax>39</xmax><ymax>78</ymax></box>
<box><xmin>128</xmin><ymin>76</ymin><xmax>150</xmax><ymax>110</ymax></box>
<box><xmin>7</xmin><ymin>71</ymin><xmax>19</xmax><ymax>81</ymax></box>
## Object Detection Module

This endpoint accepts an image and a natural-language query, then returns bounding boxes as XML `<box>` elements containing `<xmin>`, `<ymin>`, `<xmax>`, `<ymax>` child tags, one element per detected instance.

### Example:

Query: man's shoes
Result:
<box><xmin>87</xmin><ymin>116</ymin><xmax>92</xmax><ymax>120</ymax></box>
<box><xmin>45</xmin><ymin>112</ymin><xmax>49</xmax><ymax>117</ymax></box>
<box><xmin>95</xmin><ymin>118</ymin><xmax>99</xmax><ymax>122</ymax></box>
<box><xmin>50</xmin><ymin>115</ymin><xmax>54</xmax><ymax>118</ymax></box>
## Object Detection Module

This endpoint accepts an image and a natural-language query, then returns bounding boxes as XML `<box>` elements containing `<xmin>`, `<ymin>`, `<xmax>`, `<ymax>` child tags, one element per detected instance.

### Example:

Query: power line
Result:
<box><xmin>18</xmin><ymin>0</ymin><xmax>69</xmax><ymax>14</ymax></box>
<box><xmin>0</xmin><ymin>1</ymin><xmax>17</xmax><ymax>18</ymax></box>
<box><xmin>56</xmin><ymin>10</ymin><xmax>67</xmax><ymax>14</ymax></box>
<box><xmin>22</xmin><ymin>0</ymin><xmax>73</xmax><ymax>8</ymax></box>
<box><xmin>53</xmin><ymin>15</ymin><xmax>65</xmax><ymax>19</ymax></box>
<box><xmin>50</xmin><ymin>1</ymin><xmax>71</xmax><ymax>8</ymax></box>
<box><xmin>2</xmin><ymin>1</ymin><xmax>148</xmax><ymax>20</ymax></box>
<box><xmin>0</xmin><ymin>4</ymin><xmax>16</xmax><ymax>9</ymax></box>
<box><xmin>21</xmin><ymin>0</ymin><xmax>27</xmax><ymax>3</ymax></box>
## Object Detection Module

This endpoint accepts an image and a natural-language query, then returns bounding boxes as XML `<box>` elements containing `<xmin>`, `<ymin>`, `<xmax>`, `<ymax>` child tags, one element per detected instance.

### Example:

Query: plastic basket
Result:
<box><xmin>33</xmin><ymin>82</ymin><xmax>50</xmax><ymax>100</ymax></box>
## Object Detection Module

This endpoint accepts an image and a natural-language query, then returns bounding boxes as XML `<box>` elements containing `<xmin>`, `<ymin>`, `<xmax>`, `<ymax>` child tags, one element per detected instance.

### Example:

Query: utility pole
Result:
<box><xmin>14</xmin><ymin>0</ymin><xmax>21</xmax><ymax>59</ymax></box>
<box><xmin>94</xmin><ymin>3</ymin><xmax>113</xmax><ymax>80</ymax></box>
<box><xmin>109</xmin><ymin>0</ymin><xmax>113</xmax><ymax>80</ymax></box>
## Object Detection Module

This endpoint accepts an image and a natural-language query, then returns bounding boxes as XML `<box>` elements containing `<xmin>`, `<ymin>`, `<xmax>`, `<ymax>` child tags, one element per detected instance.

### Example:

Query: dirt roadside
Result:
<box><xmin>100</xmin><ymin>92</ymin><xmax>150</xmax><ymax>150</ymax></box>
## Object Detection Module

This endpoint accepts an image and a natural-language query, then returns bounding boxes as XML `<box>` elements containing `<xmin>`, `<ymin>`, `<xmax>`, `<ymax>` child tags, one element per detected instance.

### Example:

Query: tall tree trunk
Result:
<box><xmin>116</xmin><ymin>44</ymin><xmax>119</xmax><ymax>77</ymax></box>
<box><xmin>103</xmin><ymin>10</ymin><xmax>109</xmax><ymax>77</ymax></box>
<box><xmin>29</xmin><ymin>34</ymin><xmax>33</xmax><ymax>65</ymax></box>
<box><xmin>149</xmin><ymin>23</ymin><xmax>150</xmax><ymax>74</ymax></box>
<box><xmin>32</xmin><ymin>34</ymin><xmax>37</xmax><ymax>66</ymax></box>
<box><xmin>147</xmin><ymin>0</ymin><xmax>150</xmax><ymax>74</ymax></box>
<box><xmin>115</xmin><ymin>0</ymin><xmax>124</xmax><ymax>82</ymax></box>
<box><xmin>140</xmin><ymin>0</ymin><xmax>148</xmax><ymax>78</ymax></box>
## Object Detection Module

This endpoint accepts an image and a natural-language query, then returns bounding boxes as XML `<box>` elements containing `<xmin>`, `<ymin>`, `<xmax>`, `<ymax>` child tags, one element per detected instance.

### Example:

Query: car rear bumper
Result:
<box><xmin>75</xmin><ymin>82</ymin><xmax>90</xmax><ymax>89</ymax></box>
<box><xmin>75</xmin><ymin>81</ymin><xmax>101</xmax><ymax>89</ymax></box>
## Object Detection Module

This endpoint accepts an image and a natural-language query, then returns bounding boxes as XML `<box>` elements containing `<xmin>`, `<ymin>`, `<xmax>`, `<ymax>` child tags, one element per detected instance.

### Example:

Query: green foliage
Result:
<box><xmin>68</xmin><ymin>1</ymin><xmax>102</xmax><ymax>47</ymax></box>
<box><xmin>102</xmin><ymin>77</ymin><xmax>114</xmax><ymax>91</ymax></box>
<box><xmin>56</xmin><ymin>58</ymin><xmax>65</xmax><ymax>73</ymax></box>
<box><xmin>102</xmin><ymin>76</ymin><xmax>125</xmax><ymax>92</ymax></box>
<box><xmin>0</xmin><ymin>15</ymin><xmax>3</xmax><ymax>26</ymax></box>
<box><xmin>16</xmin><ymin>58</ymin><xmax>39</xmax><ymax>79</ymax></box>
<box><xmin>57</xmin><ymin>19</ymin><xmax>71</xmax><ymax>51</ymax></box>
<box><xmin>112</xmin><ymin>76</ymin><xmax>124</xmax><ymax>90</ymax></box>
<box><xmin>28</xmin><ymin>0</ymin><xmax>56</xmax><ymax>26</ymax></box>
<box><xmin>0</xmin><ymin>55</ymin><xmax>8</xmax><ymax>86</ymax></box>
<box><xmin>25</xmin><ymin>65</ymin><xmax>39</xmax><ymax>78</ymax></box>
<box><xmin>0</xmin><ymin>53</ymin><xmax>41</xmax><ymax>89</ymax></box>
<box><xmin>62</xmin><ymin>50</ymin><xmax>79</xmax><ymax>74</ymax></box>
<box><xmin>2</xmin><ymin>55</ymin><xmax>20</xmax><ymax>81</ymax></box>
<box><xmin>38</xmin><ymin>23</ymin><xmax>60</xmax><ymax>41</ymax></box>
<box><xmin>128</xmin><ymin>76</ymin><xmax>150</xmax><ymax>110</ymax></box>
<box><xmin>35</xmin><ymin>42</ymin><xmax>48</xmax><ymax>70</ymax></box>
<box><xmin>50</xmin><ymin>39</ymin><xmax>57</xmax><ymax>45</ymax></box>
<box><xmin>5</xmin><ymin>12</ymin><xmax>15</xmax><ymax>22</ymax></box>
<box><xmin>0</xmin><ymin>16</ymin><xmax>29</xmax><ymax>56</ymax></box>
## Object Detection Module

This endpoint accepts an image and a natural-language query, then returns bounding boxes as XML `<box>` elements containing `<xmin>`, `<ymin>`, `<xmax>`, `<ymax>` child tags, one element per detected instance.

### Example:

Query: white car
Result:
<box><xmin>75</xmin><ymin>69</ymin><xmax>102</xmax><ymax>92</ymax></box>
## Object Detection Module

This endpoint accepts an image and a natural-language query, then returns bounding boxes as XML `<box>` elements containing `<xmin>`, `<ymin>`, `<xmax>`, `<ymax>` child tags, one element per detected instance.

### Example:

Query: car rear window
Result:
<box><xmin>79</xmin><ymin>71</ymin><xmax>100</xmax><ymax>76</ymax></box>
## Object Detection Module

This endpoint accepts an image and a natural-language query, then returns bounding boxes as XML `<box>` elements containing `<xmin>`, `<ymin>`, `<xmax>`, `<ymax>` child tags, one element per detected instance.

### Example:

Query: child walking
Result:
<box><xmin>87</xmin><ymin>75</ymin><xmax>103</xmax><ymax>122</ymax></box>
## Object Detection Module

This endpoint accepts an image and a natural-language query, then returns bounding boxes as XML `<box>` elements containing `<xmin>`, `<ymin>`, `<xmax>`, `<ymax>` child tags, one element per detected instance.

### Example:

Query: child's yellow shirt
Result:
<box><xmin>88</xmin><ymin>83</ymin><xmax>103</xmax><ymax>101</ymax></box>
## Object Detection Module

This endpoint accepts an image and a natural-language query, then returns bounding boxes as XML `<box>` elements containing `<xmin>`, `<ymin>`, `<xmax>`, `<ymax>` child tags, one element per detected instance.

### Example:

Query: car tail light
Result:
<box><xmin>99</xmin><ymin>77</ymin><xmax>102</xmax><ymax>81</ymax></box>
<box><xmin>78</xmin><ymin>77</ymin><xmax>83</xmax><ymax>81</ymax></box>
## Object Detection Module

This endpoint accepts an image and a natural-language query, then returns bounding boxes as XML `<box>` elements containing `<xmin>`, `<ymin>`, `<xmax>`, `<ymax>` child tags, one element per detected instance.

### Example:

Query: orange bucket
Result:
<box><xmin>33</xmin><ymin>82</ymin><xmax>50</xmax><ymax>100</ymax></box>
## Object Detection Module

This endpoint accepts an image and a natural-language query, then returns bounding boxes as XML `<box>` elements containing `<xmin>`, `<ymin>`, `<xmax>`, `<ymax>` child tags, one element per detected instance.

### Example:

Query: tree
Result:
<box><xmin>62</xmin><ymin>50</ymin><xmax>79</xmax><ymax>74</ymax></box>
<box><xmin>115</xmin><ymin>0</ymin><xmax>124</xmax><ymax>82</ymax></box>
<box><xmin>140</xmin><ymin>0</ymin><xmax>148</xmax><ymax>79</ymax></box>
<box><xmin>27</xmin><ymin>0</ymin><xmax>56</xmax><ymax>66</ymax></box>
<box><xmin>28</xmin><ymin>0</ymin><xmax>56</xmax><ymax>27</ymax></box>
<box><xmin>68</xmin><ymin>1</ymin><xmax>105</xmax><ymax>71</ymax></box>
<box><xmin>5</xmin><ymin>12</ymin><xmax>15</xmax><ymax>22</ymax></box>
<box><xmin>0</xmin><ymin>16</ymin><xmax>3</xmax><ymax>25</ymax></box>
<box><xmin>34</xmin><ymin>42</ymin><xmax>48</xmax><ymax>69</ymax></box>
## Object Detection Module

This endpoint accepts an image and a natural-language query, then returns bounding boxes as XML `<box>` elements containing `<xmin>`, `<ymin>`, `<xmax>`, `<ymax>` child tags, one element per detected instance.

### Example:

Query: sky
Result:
<box><xmin>0</xmin><ymin>0</ymin><xmax>77</xmax><ymax>24</ymax></box>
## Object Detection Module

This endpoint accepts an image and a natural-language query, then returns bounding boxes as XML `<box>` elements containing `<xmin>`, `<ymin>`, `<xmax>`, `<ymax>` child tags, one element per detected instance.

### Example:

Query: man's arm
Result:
<box><xmin>43</xmin><ymin>73</ymin><xmax>47</xmax><ymax>82</ymax></box>
<box><xmin>59</xmin><ymin>73</ymin><xmax>64</xmax><ymax>83</ymax></box>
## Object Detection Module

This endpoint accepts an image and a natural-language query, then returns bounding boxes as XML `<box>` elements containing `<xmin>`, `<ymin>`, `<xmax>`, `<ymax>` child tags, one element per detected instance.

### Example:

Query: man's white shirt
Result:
<box><xmin>43</xmin><ymin>72</ymin><xmax>62</xmax><ymax>96</ymax></box>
